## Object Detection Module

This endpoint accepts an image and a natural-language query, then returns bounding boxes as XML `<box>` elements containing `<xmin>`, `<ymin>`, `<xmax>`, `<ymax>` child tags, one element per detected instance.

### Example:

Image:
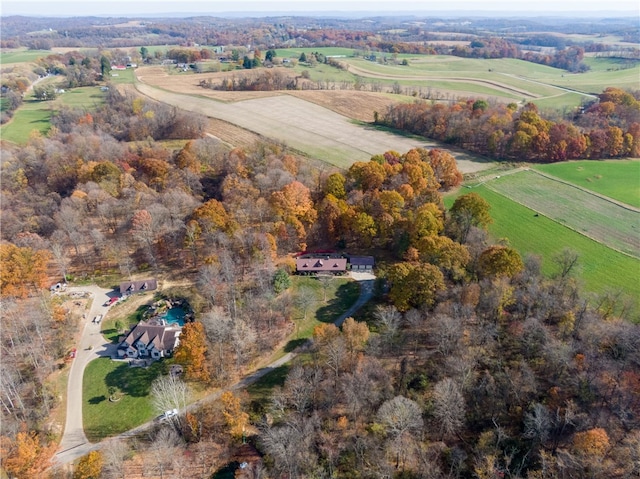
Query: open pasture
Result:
<box><xmin>486</xmin><ymin>169</ymin><xmax>640</xmax><ymax>258</ymax></box>
<box><xmin>534</xmin><ymin>160</ymin><xmax>640</xmax><ymax>208</ymax></box>
<box><xmin>445</xmin><ymin>185</ymin><xmax>640</xmax><ymax>304</ymax></box>
<box><xmin>135</xmin><ymin>80</ymin><xmax>492</xmax><ymax>172</ymax></box>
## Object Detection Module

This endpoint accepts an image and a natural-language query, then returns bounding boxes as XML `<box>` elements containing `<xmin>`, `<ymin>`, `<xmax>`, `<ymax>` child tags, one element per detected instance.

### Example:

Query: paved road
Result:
<box><xmin>54</xmin><ymin>285</ymin><xmax>119</xmax><ymax>465</ymax></box>
<box><xmin>53</xmin><ymin>272</ymin><xmax>376</xmax><ymax>465</ymax></box>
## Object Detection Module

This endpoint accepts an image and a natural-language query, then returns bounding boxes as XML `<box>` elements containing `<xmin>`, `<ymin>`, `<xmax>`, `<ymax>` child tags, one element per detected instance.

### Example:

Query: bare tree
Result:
<box><xmin>147</xmin><ymin>428</ymin><xmax>184</xmax><ymax>479</ymax></box>
<box><xmin>524</xmin><ymin>402</ymin><xmax>552</xmax><ymax>445</ymax></box>
<box><xmin>317</xmin><ymin>274</ymin><xmax>333</xmax><ymax>302</ymax></box>
<box><xmin>552</xmin><ymin>248</ymin><xmax>580</xmax><ymax>280</ymax></box>
<box><xmin>294</xmin><ymin>286</ymin><xmax>318</xmax><ymax>321</ymax></box>
<box><xmin>200</xmin><ymin>306</ymin><xmax>233</xmax><ymax>380</ymax></box>
<box><xmin>432</xmin><ymin>377</ymin><xmax>465</xmax><ymax>440</ymax></box>
<box><xmin>374</xmin><ymin>305</ymin><xmax>401</xmax><ymax>352</ymax></box>
<box><xmin>102</xmin><ymin>439</ymin><xmax>130</xmax><ymax>479</ymax></box>
<box><xmin>377</xmin><ymin>395</ymin><xmax>424</xmax><ymax>469</ymax></box>
<box><xmin>150</xmin><ymin>374</ymin><xmax>190</xmax><ymax>421</ymax></box>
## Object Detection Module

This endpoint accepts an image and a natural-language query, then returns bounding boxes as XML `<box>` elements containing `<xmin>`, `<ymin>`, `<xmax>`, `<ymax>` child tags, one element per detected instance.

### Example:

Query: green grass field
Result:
<box><xmin>0</xmin><ymin>49</ymin><xmax>52</xmax><ymax>64</ymax></box>
<box><xmin>445</xmin><ymin>185</ymin><xmax>640</xmax><ymax>305</ymax></box>
<box><xmin>83</xmin><ymin>357</ymin><xmax>166</xmax><ymax>441</ymax></box>
<box><xmin>290</xmin><ymin>276</ymin><xmax>360</xmax><ymax>343</ymax></box>
<box><xmin>108</xmin><ymin>68</ymin><xmax>135</xmax><ymax>84</ymax></box>
<box><xmin>0</xmin><ymin>99</ymin><xmax>52</xmax><ymax>143</ymax></box>
<box><xmin>534</xmin><ymin>160</ymin><xmax>640</xmax><ymax>208</ymax></box>
<box><xmin>0</xmin><ymin>86</ymin><xmax>106</xmax><ymax>144</ymax></box>
<box><xmin>486</xmin><ymin>170</ymin><xmax>639</xmax><ymax>258</ymax></box>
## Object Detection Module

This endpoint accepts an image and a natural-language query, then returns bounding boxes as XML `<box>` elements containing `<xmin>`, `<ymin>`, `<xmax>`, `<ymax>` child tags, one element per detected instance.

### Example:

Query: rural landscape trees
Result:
<box><xmin>0</xmin><ymin>9</ymin><xmax>638</xmax><ymax>479</ymax></box>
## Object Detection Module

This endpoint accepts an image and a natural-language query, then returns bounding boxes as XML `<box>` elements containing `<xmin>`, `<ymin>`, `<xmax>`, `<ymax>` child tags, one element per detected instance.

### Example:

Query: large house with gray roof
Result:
<box><xmin>117</xmin><ymin>320</ymin><xmax>181</xmax><ymax>360</ymax></box>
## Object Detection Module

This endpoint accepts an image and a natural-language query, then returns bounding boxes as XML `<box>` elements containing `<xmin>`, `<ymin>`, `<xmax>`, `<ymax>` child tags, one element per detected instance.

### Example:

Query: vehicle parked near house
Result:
<box><xmin>104</xmin><ymin>296</ymin><xmax>119</xmax><ymax>306</ymax></box>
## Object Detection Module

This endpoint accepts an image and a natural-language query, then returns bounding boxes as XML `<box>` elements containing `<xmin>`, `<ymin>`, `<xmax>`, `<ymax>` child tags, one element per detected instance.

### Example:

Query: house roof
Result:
<box><xmin>120</xmin><ymin>320</ymin><xmax>181</xmax><ymax>351</ymax></box>
<box><xmin>120</xmin><ymin>279</ymin><xmax>157</xmax><ymax>294</ymax></box>
<box><xmin>296</xmin><ymin>257</ymin><xmax>347</xmax><ymax>272</ymax></box>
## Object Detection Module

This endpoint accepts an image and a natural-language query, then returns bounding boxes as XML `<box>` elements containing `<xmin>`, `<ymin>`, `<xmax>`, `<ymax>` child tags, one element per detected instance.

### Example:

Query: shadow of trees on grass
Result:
<box><xmin>315</xmin><ymin>281</ymin><xmax>361</xmax><ymax>323</ymax></box>
<box><xmin>104</xmin><ymin>361</ymin><xmax>168</xmax><ymax>398</ymax></box>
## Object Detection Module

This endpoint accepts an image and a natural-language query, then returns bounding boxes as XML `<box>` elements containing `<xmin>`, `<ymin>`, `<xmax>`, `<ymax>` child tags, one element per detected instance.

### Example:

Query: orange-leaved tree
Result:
<box><xmin>0</xmin><ymin>428</ymin><xmax>57</xmax><ymax>478</ymax></box>
<box><xmin>73</xmin><ymin>450</ymin><xmax>104</xmax><ymax>479</ymax></box>
<box><xmin>220</xmin><ymin>391</ymin><xmax>249</xmax><ymax>441</ymax></box>
<box><xmin>174</xmin><ymin>322</ymin><xmax>210</xmax><ymax>382</ymax></box>
<box><xmin>0</xmin><ymin>243</ymin><xmax>51</xmax><ymax>298</ymax></box>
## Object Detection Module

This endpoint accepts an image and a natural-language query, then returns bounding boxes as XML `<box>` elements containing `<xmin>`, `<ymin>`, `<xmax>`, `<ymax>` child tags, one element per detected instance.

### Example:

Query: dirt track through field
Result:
<box><xmin>135</xmin><ymin>80</ymin><xmax>492</xmax><ymax>173</ymax></box>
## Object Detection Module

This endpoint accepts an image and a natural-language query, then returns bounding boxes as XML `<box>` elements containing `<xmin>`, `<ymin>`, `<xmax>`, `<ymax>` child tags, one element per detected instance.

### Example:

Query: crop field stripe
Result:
<box><xmin>533</xmin><ymin>160</ymin><xmax>640</xmax><ymax>208</ymax></box>
<box><xmin>485</xmin><ymin>170</ymin><xmax>640</xmax><ymax>258</ymax></box>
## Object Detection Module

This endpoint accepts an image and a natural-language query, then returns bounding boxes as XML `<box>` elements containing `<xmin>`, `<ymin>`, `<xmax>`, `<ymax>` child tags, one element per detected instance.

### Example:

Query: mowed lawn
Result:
<box><xmin>445</xmin><ymin>186</ymin><xmax>640</xmax><ymax>303</ymax></box>
<box><xmin>486</xmin><ymin>169</ymin><xmax>640</xmax><ymax>258</ymax></box>
<box><xmin>534</xmin><ymin>160</ymin><xmax>640</xmax><ymax>208</ymax></box>
<box><xmin>83</xmin><ymin>357</ymin><xmax>166</xmax><ymax>441</ymax></box>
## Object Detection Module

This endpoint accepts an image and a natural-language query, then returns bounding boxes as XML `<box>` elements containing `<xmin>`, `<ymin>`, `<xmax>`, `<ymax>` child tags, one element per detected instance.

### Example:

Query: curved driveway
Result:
<box><xmin>53</xmin><ymin>273</ymin><xmax>375</xmax><ymax>465</ymax></box>
<box><xmin>54</xmin><ymin>285</ymin><xmax>119</xmax><ymax>465</ymax></box>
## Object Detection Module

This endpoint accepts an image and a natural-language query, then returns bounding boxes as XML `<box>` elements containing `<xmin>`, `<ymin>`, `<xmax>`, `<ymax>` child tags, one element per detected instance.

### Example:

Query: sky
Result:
<box><xmin>1</xmin><ymin>0</ymin><xmax>639</xmax><ymax>17</ymax></box>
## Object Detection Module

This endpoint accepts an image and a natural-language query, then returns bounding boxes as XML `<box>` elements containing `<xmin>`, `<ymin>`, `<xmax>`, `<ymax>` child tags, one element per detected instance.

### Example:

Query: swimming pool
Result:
<box><xmin>160</xmin><ymin>307</ymin><xmax>186</xmax><ymax>326</ymax></box>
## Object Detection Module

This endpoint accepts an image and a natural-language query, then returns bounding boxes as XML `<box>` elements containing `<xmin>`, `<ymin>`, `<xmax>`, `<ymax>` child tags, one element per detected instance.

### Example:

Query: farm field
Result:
<box><xmin>485</xmin><ymin>169</ymin><xmax>640</xmax><ymax>258</ymax></box>
<box><xmin>444</xmin><ymin>185</ymin><xmax>640</xmax><ymax>307</ymax></box>
<box><xmin>534</xmin><ymin>160</ymin><xmax>640</xmax><ymax>208</ymax></box>
<box><xmin>135</xmin><ymin>80</ymin><xmax>493</xmax><ymax>172</ymax></box>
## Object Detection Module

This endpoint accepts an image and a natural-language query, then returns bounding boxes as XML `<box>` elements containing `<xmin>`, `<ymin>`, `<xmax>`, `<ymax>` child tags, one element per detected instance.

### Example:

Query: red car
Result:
<box><xmin>105</xmin><ymin>296</ymin><xmax>120</xmax><ymax>306</ymax></box>
<box><xmin>69</xmin><ymin>348</ymin><xmax>77</xmax><ymax>359</ymax></box>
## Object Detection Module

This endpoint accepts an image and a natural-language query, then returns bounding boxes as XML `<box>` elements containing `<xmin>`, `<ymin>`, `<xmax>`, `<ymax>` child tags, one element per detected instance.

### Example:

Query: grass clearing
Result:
<box><xmin>444</xmin><ymin>185</ymin><xmax>640</xmax><ymax>305</ymax></box>
<box><xmin>289</xmin><ymin>276</ymin><xmax>360</xmax><ymax>343</ymax></box>
<box><xmin>0</xmin><ymin>86</ymin><xmax>107</xmax><ymax>143</ymax></box>
<box><xmin>83</xmin><ymin>357</ymin><xmax>166</xmax><ymax>441</ymax></box>
<box><xmin>486</xmin><ymin>170</ymin><xmax>640</xmax><ymax>258</ymax></box>
<box><xmin>533</xmin><ymin>160</ymin><xmax>640</xmax><ymax>208</ymax></box>
<box><xmin>0</xmin><ymin>99</ymin><xmax>52</xmax><ymax>143</ymax></box>
<box><xmin>108</xmin><ymin>68</ymin><xmax>135</xmax><ymax>84</ymax></box>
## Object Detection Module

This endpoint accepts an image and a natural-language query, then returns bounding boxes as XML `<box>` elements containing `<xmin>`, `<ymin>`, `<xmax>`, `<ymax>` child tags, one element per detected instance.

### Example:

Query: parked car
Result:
<box><xmin>104</xmin><ymin>296</ymin><xmax>120</xmax><ymax>306</ymax></box>
<box><xmin>158</xmin><ymin>408</ymin><xmax>178</xmax><ymax>421</ymax></box>
<box><xmin>93</xmin><ymin>314</ymin><xmax>103</xmax><ymax>324</ymax></box>
<box><xmin>69</xmin><ymin>348</ymin><xmax>77</xmax><ymax>358</ymax></box>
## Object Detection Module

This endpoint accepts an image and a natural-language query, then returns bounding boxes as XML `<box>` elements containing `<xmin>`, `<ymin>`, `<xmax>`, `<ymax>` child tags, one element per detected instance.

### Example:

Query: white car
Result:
<box><xmin>93</xmin><ymin>314</ymin><xmax>103</xmax><ymax>324</ymax></box>
<box><xmin>159</xmin><ymin>409</ymin><xmax>178</xmax><ymax>421</ymax></box>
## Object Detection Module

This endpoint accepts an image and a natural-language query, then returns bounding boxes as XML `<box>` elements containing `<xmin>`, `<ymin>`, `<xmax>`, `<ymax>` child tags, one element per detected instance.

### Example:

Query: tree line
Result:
<box><xmin>382</xmin><ymin>87</ymin><xmax>640</xmax><ymax>162</ymax></box>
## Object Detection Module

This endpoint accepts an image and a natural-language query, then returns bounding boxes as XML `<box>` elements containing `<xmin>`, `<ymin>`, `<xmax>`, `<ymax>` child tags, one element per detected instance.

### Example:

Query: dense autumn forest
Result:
<box><xmin>1</xmin><ymin>73</ymin><xmax>639</xmax><ymax>478</ymax></box>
